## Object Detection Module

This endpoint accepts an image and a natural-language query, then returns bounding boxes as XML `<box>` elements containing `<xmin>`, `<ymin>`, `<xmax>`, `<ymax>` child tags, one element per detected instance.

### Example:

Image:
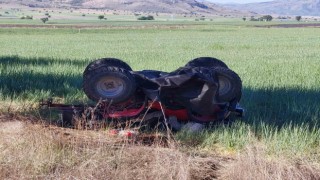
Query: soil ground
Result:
<box><xmin>256</xmin><ymin>23</ymin><xmax>320</xmax><ymax>28</ymax></box>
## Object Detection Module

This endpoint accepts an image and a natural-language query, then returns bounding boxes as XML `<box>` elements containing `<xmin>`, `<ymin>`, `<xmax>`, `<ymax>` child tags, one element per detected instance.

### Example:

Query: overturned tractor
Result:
<box><xmin>41</xmin><ymin>57</ymin><xmax>243</xmax><ymax>129</ymax></box>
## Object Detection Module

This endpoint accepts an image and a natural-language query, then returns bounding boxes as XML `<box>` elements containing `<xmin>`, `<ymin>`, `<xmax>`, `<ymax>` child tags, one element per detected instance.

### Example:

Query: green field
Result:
<box><xmin>1</xmin><ymin>15</ymin><xmax>320</xmax><ymax>174</ymax></box>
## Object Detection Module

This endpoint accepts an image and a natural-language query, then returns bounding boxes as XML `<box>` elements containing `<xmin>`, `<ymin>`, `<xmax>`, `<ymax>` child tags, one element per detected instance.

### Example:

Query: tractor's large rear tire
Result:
<box><xmin>83</xmin><ymin>58</ymin><xmax>132</xmax><ymax>77</ymax></box>
<box><xmin>185</xmin><ymin>57</ymin><xmax>228</xmax><ymax>69</ymax></box>
<box><xmin>214</xmin><ymin>67</ymin><xmax>242</xmax><ymax>102</ymax></box>
<box><xmin>83</xmin><ymin>66</ymin><xmax>136</xmax><ymax>103</ymax></box>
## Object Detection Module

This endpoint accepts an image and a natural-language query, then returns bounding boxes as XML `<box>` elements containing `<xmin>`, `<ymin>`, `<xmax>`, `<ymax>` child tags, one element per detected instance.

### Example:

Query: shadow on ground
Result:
<box><xmin>0</xmin><ymin>55</ymin><xmax>87</xmax><ymax>67</ymax></box>
<box><xmin>0</xmin><ymin>56</ymin><xmax>86</xmax><ymax>100</ymax></box>
<box><xmin>241</xmin><ymin>87</ymin><xmax>319</xmax><ymax>128</ymax></box>
<box><xmin>1</xmin><ymin>55</ymin><xmax>319</xmax><ymax>129</ymax></box>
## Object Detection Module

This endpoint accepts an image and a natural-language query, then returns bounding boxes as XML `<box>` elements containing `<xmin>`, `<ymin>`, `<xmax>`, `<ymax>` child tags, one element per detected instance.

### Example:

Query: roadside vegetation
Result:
<box><xmin>0</xmin><ymin>7</ymin><xmax>320</xmax><ymax>179</ymax></box>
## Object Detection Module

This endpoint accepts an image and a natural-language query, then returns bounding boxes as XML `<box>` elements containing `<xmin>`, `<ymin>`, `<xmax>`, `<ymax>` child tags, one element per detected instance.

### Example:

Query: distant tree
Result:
<box><xmin>250</xmin><ymin>16</ymin><xmax>257</xmax><ymax>21</ymax></box>
<box><xmin>296</xmin><ymin>16</ymin><xmax>302</xmax><ymax>21</ymax></box>
<box><xmin>41</xmin><ymin>17</ymin><xmax>49</xmax><ymax>23</ymax></box>
<box><xmin>277</xmin><ymin>16</ymin><xmax>287</xmax><ymax>20</ymax></box>
<box><xmin>98</xmin><ymin>15</ymin><xmax>104</xmax><ymax>20</ymax></box>
<box><xmin>137</xmin><ymin>15</ymin><xmax>154</xmax><ymax>20</ymax></box>
<box><xmin>45</xmin><ymin>12</ymin><xmax>49</xmax><ymax>16</ymax></box>
<box><xmin>146</xmin><ymin>15</ymin><xmax>154</xmax><ymax>20</ymax></box>
<box><xmin>261</xmin><ymin>15</ymin><xmax>273</xmax><ymax>21</ymax></box>
<box><xmin>242</xmin><ymin>17</ymin><xmax>246</xmax><ymax>21</ymax></box>
<box><xmin>267</xmin><ymin>15</ymin><xmax>273</xmax><ymax>21</ymax></box>
<box><xmin>82</xmin><ymin>14</ymin><xmax>86</xmax><ymax>17</ymax></box>
<box><xmin>138</xmin><ymin>16</ymin><xmax>147</xmax><ymax>20</ymax></box>
<box><xmin>21</xmin><ymin>15</ymin><xmax>33</xmax><ymax>20</ymax></box>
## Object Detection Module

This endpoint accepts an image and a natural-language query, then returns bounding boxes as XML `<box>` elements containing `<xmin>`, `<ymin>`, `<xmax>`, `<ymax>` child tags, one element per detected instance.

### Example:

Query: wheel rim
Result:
<box><xmin>96</xmin><ymin>76</ymin><xmax>125</xmax><ymax>98</ymax></box>
<box><xmin>218</xmin><ymin>76</ymin><xmax>232</xmax><ymax>96</ymax></box>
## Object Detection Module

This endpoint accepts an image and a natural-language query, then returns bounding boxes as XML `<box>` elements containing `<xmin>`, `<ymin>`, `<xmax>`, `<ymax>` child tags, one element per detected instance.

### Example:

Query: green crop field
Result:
<box><xmin>1</xmin><ymin>12</ymin><xmax>320</xmax><ymax>178</ymax></box>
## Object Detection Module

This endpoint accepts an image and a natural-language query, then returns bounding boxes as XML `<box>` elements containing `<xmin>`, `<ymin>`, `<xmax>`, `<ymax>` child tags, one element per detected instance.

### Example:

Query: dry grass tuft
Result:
<box><xmin>1</xmin><ymin>116</ymin><xmax>319</xmax><ymax>180</ymax></box>
<box><xmin>221</xmin><ymin>145</ymin><xmax>320</xmax><ymax>180</ymax></box>
<box><xmin>0</xmin><ymin>120</ymin><xmax>220</xmax><ymax>179</ymax></box>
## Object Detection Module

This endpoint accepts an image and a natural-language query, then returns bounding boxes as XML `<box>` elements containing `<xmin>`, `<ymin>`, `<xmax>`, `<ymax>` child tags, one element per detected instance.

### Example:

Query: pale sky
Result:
<box><xmin>206</xmin><ymin>0</ymin><xmax>274</xmax><ymax>4</ymax></box>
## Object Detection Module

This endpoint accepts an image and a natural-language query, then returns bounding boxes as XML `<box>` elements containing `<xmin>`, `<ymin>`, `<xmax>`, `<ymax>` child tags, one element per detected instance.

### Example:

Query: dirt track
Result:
<box><xmin>256</xmin><ymin>23</ymin><xmax>320</xmax><ymax>28</ymax></box>
<box><xmin>0</xmin><ymin>23</ymin><xmax>188</xmax><ymax>29</ymax></box>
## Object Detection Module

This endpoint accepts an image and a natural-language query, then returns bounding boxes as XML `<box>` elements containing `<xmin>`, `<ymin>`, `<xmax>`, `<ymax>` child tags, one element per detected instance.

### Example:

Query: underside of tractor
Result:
<box><xmin>40</xmin><ymin>57</ymin><xmax>244</xmax><ymax>130</ymax></box>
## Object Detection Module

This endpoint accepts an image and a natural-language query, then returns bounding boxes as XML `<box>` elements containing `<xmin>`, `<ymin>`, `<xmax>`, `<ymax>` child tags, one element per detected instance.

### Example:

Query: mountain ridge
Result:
<box><xmin>0</xmin><ymin>0</ymin><xmax>246</xmax><ymax>15</ymax></box>
<box><xmin>223</xmin><ymin>0</ymin><xmax>320</xmax><ymax>16</ymax></box>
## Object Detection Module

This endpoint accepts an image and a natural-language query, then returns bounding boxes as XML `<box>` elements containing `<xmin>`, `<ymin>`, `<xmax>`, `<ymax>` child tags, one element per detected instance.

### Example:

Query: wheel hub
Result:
<box><xmin>96</xmin><ymin>77</ymin><xmax>125</xmax><ymax>98</ymax></box>
<box><xmin>218</xmin><ymin>76</ymin><xmax>232</xmax><ymax>96</ymax></box>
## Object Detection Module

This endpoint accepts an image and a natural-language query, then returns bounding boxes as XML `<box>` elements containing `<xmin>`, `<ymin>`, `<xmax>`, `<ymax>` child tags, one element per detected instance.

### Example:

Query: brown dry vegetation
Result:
<box><xmin>0</xmin><ymin>114</ymin><xmax>223</xmax><ymax>179</ymax></box>
<box><xmin>0</xmin><ymin>115</ymin><xmax>319</xmax><ymax>180</ymax></box>
<box><xmin>222</xmin><ymin>146</ymin><xmax>320</xmax><ymax>180</ymax></box>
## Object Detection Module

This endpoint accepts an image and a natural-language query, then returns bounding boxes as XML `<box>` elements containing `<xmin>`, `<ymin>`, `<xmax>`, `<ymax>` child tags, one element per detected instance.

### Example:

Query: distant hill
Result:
<box><xmin>0</xmin><ymin>0</ymin><xmax>247</xmax><ymax>15</ymax></box>
<box><xmin>223</xmin><ymin>0</ymin><xmax>320</xmax><ymax>16</ymax></box>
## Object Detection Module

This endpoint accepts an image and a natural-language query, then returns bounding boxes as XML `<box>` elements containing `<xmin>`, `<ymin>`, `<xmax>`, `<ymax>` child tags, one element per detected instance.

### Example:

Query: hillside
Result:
<box><xmin>0</xmin><ymin>0</ymin><xmax>245</xmax><ymax>15</ymax></box>
<box><xmin>223</xmin><ymin>0</ymin><xmax>320</xmax><ymax>16</ymax></box>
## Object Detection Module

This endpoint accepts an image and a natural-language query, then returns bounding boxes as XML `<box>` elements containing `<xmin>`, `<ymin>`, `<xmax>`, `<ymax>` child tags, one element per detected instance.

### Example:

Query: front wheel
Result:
<box><xmin>214</xmin><ymin>67</ymin><xmax>242</xmax><ymax>102</ymax></box>
<box><xmin>83</xmin><ymin>66</ymin><xmax>136</xmax><ymax>103</ymax></box>
<box><xmin>83</xmin><ymin>58</ymin><xmax>132</xmax><ymax>77</ymax></box>
<box><xmin>185</xmin><ymin>57</ymin><xmax>229</xmax><ymax>69</ymax></box>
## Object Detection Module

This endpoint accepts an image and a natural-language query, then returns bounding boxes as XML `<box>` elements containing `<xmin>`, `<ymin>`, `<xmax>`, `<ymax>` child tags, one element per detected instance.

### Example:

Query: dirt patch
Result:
<box><xmin>0</xmin><ymin>121</ymin><xmax>24</xmax><ymax>134</ymax></box>
<box><xmin>0</xmin><ymin>23</ymin><xmax>188</xmax><ymax>30</ymax></box>
<box><xmin>0</xmin><ymin>120</ymin><xmax>25</xmax><ymax>140</ymax></box>
<box><xmin>255</xmin><ymin>23</ymin><xmax>320</xmax><ymax>28</ymax></box>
